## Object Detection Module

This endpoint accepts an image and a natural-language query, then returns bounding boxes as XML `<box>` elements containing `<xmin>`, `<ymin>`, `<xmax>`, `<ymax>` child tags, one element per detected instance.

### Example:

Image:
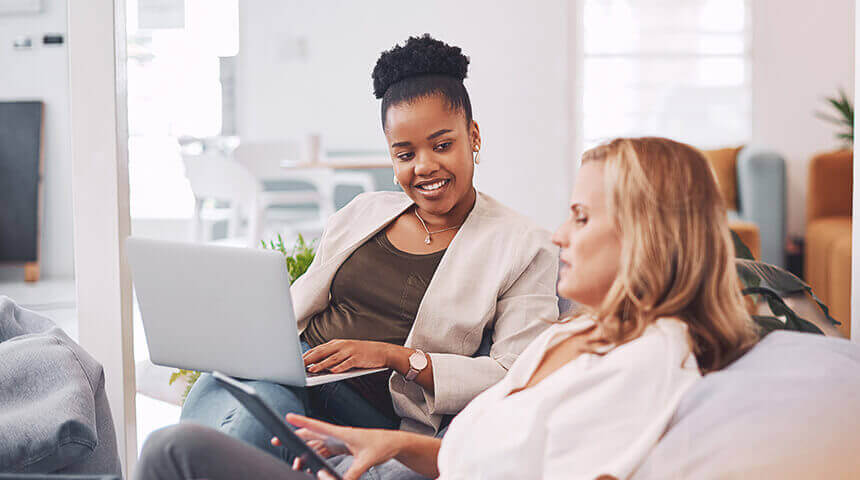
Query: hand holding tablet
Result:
<box><xmin>212</xmin><ymin>372</ymin><xmax>344</xmax><ymax>480</ymax></box>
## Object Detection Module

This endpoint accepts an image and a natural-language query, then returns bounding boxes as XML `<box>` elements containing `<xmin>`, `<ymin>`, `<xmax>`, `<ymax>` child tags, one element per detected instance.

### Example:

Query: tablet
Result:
<box><xmin>212</xmin><ymin>371</ymin><xmax>344</xmax><ymax>480</ymax></box>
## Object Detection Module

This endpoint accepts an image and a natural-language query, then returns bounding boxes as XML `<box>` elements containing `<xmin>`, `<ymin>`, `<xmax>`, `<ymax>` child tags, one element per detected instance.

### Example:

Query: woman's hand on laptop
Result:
<box><xmin>303</xmin><ymin>339</ymin><xmax>395</xmax><ymax>373</ymax></box>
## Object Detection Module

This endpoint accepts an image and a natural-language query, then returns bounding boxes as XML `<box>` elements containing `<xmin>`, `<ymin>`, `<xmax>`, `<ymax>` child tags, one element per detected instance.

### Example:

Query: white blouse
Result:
<box><xmin>436</xmin><ymin>316</ymin><xmax>701</xmax><ymax>480</ymax></box>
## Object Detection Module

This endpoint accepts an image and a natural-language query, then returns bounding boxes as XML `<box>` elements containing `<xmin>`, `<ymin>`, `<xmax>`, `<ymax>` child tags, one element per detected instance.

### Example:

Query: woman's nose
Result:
<box><xmin>413</xmin><ymin>153</ymin><xmax>440</xmax><ymax>176</ymax></box>
<box><xmin>551</xmin><ymin>224</ymin><xmax>569</xmax><ymax>247</ymax></box>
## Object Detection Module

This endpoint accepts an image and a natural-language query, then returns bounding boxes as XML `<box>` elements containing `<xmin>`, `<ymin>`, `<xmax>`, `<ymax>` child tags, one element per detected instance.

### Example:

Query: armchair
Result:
<box><xmin>805</xmin><ymin>149</ymin><xmax>852</xmax><ymax>337</ymax></box>
<box><xmin>702</xmin><ymin>146</ymin><xmax>787</xmax><ymax>267</ymax></box>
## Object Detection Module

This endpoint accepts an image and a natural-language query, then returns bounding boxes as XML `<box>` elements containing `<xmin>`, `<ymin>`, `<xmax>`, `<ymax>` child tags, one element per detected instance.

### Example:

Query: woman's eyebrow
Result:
<box><xmin>391</xmin><ymin>129</ymin><xmax>453</xmax><ymax>148</ymax></box>
<box><xmin>426</xmin><ymin>128</ymin><xmax>453</xmax><ymax>140</ymax></box>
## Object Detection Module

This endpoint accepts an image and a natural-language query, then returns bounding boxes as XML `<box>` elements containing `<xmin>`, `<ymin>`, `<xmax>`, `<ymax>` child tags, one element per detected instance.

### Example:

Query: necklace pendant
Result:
<box><xmin>424</xmin><ymin>235</ymin><xmax>432</xmax><ymax>245</ymax></box>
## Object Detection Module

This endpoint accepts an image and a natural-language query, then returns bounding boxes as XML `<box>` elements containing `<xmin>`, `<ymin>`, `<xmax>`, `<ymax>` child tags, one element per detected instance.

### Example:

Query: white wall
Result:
<box><xmin>236</xmin><ymin>0</ymin><xmax>571</xmax><ymax>231</ymax></box>
<box><xmin>752</xmin><ymin>0</ymin><xmax>855</xmax><ymax>237</ymax></box>
<box><xmin>0</xmin><ymin>0</ymin><xmax>74</xmax><ymax>279</ymax></box>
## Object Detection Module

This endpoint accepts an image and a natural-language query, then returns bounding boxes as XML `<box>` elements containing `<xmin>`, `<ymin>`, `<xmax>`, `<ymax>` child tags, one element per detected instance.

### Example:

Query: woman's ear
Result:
<box><xmin>470</xmin><ymin>120</ymin><xmax>482</xmax><ymax>151</ymax></box>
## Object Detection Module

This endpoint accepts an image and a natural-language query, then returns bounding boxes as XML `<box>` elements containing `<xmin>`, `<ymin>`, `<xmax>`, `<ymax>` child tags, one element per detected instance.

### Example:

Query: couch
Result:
<box><xmin>0</xmin><ymin>296</ymin><xmax>122</xmax><ymax>477</ymax></box>
<box><xmin>805</xmin><ymin>149</ymin><xmax>852</xmax><ymax>338</ymax></box>
<box><xmin>634</xmin><ymin>330</ymin><xmax>860</xmax><ymax>478</ymax></box>
<box><xmin>702</xmin><ymin>146</ymin><xmax>786</xmax><ymax>266</ymax></box>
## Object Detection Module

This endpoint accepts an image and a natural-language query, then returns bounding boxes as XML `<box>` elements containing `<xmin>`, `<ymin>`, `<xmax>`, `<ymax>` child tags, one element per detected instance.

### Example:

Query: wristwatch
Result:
<box><xmin>405</xmin><ymin>349</ymin><xmax>428</xmax><ymax>382</ymax></box>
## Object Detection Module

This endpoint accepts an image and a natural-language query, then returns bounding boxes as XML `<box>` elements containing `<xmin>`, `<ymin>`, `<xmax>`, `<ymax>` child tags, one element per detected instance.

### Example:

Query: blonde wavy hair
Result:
<box><xmin>577</xmin><ymin>137</ymin><xmax>758</xmax><ymax>372</ymax></box>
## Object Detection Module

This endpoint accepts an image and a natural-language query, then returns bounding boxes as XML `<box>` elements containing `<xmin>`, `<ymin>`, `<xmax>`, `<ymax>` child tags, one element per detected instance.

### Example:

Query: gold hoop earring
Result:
<box><xmin>473</xmin><ymin>148</ymin><xmax>481</xmax><ymax>165</ymax></box>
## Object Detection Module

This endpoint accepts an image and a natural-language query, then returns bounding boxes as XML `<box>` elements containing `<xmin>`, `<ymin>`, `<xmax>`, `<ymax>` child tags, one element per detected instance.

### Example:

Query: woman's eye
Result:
<box><xmin>397</xmin><ymin>152</ymin><xmax>414</xmax><ymax>161</ymax></box>
<box><xmin>433</xmin><ymin>141</ymin><xmax>452</xmax><ymax>152</ymax></box>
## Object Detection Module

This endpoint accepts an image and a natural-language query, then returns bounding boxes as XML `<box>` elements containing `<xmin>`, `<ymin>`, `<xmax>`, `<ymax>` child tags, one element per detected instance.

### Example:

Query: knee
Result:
<box><xmin>137</xmin><ymin>423</ymin><xmax>212</xmax><ymax>474</ymax></box>
<box><xmin>245</xmin><ymin>380</ymin><xmax>307</xmax><ymax>415</ymax></box>
<box><xmin>179</xmin><ymin>373</ymin><xmax>219</xmax><ymax>416</ymax></box>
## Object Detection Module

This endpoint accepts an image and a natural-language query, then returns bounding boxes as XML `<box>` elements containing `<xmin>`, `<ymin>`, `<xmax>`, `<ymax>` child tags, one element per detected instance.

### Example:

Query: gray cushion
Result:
<box><xmin>634</xmin><ymin>331</ymin><xmax>860</xmax><ymax>479</ymax></box>
<box><xmin>0</xmin><ymin>296</ymin><xmax>121</xmax><ymax>476</ymax></box>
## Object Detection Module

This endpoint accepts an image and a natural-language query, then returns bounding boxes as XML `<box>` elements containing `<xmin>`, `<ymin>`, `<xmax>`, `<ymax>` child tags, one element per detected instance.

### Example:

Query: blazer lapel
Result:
<box><xmin>406</xmin><ymin>193</ymin><xmax>488</xmax><ymax>350</ymax></box>
<box><xmin>293</xmin><ymin>194</ymin><xmax>414</xmax><ymax>327</ymax></box>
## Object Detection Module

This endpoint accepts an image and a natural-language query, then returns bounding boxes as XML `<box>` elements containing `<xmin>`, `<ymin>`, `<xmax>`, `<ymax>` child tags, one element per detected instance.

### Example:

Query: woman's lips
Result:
<box><xmin>414</xmin><ymin>178</ymin><xmax>451</xmax><ymax>200</ymax></box>
<box><xmin>558</xmin><ymin>259</ymin><xmax>571</xmax><ymax>273</ymax></box>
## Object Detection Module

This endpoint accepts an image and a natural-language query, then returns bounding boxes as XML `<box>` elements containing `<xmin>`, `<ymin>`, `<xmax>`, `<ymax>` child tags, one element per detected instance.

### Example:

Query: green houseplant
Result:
<box><xmin>732</xmin><ymin>232</ymin><xmax>838</xmax><ymax>336</ymax></box>
<box><xmin>816</xmin><ymin>88</ymin><xmax>854</xmax><ymax>147</ymax></box>
<box><xmin>168</xmin><ymin>234</ymin><xmax>317</xmax><ymax>404</ymax></box>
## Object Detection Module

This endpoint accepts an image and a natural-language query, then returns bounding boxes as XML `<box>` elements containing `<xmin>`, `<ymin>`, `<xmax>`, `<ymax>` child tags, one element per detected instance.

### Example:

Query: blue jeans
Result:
<box><xmin>180</xmin><ymin>342</ymin><xmax>399</xmax><ymax>462</ymax></box>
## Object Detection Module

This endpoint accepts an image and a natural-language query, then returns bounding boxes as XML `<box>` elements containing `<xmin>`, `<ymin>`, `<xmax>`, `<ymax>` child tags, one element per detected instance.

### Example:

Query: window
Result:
<box><xmin>127</xmin><ymin>0</ymin><xmax>239</xmax><ymax>219</ymax></box>
<box><xmin>582</xmin><ymin>0</ymin><xmax>751</xmax><ymax>149</ymax></box>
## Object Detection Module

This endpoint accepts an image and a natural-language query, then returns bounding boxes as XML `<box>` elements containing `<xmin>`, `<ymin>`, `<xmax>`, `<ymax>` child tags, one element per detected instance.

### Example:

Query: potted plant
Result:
<box><xmin>816</xmin><ymin>88</ymin><xmax>853</xmax><ymax>147</ymax></box>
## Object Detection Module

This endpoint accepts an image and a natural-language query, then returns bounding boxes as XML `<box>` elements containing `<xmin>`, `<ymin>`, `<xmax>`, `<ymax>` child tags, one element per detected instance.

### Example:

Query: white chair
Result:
<box><xmin>182</xmin><ymin>152</ymin><xmax>322</xmax><ymax>247</ymax></box>
<box><xmin>232</xmin><ymin>141</ymin><xmax>377</xmax><ymax>238</ymax></box>
<box><xmin>182</xmin><ymin>152</ymin><xmax>258</xmax><ymax>246</ymax></box>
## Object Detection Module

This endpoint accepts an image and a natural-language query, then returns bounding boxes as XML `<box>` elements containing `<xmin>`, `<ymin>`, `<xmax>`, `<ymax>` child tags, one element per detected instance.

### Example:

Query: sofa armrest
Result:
<box><xmin>736</xmin><ymin>146</ymin><xmax>786</xmax><ymax>267</ymax></box>
<box><xmin>807</xmin><ymin>149</ymin><xmax>853</xmax><ymax>222</ymax></box>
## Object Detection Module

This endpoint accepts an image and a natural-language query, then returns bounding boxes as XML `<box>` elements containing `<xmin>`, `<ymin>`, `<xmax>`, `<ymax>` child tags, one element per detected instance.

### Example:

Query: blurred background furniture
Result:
<box><xmin>235</xmin><ymin>142</ymin><xmax>379</xmax><ymax>241</ymax></box>
<box><xmin>702</xmin><ymin>146</ymin><xmax>786</xmax><ymax>266</ymax></box>
<box><xmin>182</xmin><ymin>149</ymin><xmax>331</xmax><ymax>247</ymax></box>
<box><xmin>805</xmin><ymin>149</ymin><xmax>852</xmax><ymax>337</ymax></box>
<box><xmin>182</xmin><ymin>152</ymin><xmax>259</xmax><ymax>246</ymax></box>
<box><xmin>181</xmin><ymin>140</ymin><xmax>394</xmax><ymax>248</ymax></box>
<box><xmin>0</xmin><ymin>101</ymin><xmax>44</xmax><ymax>282</ymax></box>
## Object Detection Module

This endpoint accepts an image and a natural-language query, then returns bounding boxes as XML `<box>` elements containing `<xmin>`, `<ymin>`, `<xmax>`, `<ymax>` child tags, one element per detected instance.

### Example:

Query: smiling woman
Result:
<box><xmin>378</xmin><ymin>35</ymin><xmax>481</xmax><ymax>254</ymax></box>
<box><xmin>152</xmin><ymin>34</ymin><xmax>561</xmax><ymax>480</ymax></box>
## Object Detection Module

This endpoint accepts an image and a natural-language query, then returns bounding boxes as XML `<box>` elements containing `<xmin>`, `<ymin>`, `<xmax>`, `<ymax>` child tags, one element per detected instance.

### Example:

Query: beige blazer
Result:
<box><xmin>291</xmin><ymin>191</ymin><xmax>559</xmax><ymax>435</ymax></box>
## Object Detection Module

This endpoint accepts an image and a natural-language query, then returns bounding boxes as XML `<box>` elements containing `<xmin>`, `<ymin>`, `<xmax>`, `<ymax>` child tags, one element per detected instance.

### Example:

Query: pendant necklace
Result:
<box><xmin>414</xmin><ymin>209</ymin><xmax>461</xmax><ymax>245</ymax></box>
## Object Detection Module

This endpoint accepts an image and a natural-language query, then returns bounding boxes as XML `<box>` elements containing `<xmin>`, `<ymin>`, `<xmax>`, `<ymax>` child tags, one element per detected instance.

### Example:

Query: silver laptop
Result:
<box><xmin>127</xmin><ymin>237</ymin><xmax>384</xmax><ymax>386</ymax></box>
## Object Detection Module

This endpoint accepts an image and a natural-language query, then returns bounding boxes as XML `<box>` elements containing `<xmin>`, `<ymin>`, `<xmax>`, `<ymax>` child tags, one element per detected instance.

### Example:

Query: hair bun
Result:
<box><xmin>372</xmin><ymin>34</ymin><xmax>469</xmax><ymax>99</ymax></box>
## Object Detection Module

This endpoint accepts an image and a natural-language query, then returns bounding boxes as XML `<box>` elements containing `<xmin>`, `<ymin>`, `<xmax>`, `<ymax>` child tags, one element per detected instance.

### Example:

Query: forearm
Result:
<box><xmin>391</xmin><ymin>430</ymin><xmax>442</xmax><ymax>478</ymax></box>
<box><xmin>386</xmin><ymin>345</ymin><xmax>434</xmax><ymax>393</ymax></box>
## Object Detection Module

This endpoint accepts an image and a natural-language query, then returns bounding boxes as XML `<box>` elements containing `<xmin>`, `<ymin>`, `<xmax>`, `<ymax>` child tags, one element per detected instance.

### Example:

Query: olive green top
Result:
<box><xmin>301</xmin><ymin>229</ymin><xmax>446</xmax><ymax>418</ymax></box>
<box><xmin>303</xmin><ymin>230</ymin><xmax>445</xmax><ymax>347</ymax></box>
<box><xmin>302</xmin><ymin>229</ymin><xmax>446</xmax><ymax>348</ymax></box>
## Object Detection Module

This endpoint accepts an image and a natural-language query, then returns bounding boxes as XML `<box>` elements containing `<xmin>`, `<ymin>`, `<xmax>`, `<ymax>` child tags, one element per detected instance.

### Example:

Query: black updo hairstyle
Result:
<box><xmin>372</xmin><ymin>34</ymin><xmax>472</xmax><ymax>129</ymax></box>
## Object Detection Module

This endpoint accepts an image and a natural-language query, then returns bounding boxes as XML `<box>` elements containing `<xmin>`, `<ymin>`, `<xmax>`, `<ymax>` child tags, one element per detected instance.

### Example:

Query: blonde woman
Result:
<box><xmin>135</xmin><ymin>137</ymin><xmax>758</xmax><ymax>480</ymax></box>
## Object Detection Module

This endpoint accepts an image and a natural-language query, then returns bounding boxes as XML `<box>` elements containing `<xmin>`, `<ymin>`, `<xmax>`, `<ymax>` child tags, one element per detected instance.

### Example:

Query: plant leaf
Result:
<box><xmin>743</xmin><ymin>286</ymin><xmax>824</xmax><ymax>334</ymax></box>
<box><xmin>752</xmin><ymin>315</ymin><xmax>790</xmax><ymax>335</ymax></box>
<box><xmin>731</xmin><ymin>230</ymin><xmax>755</xmax><ymax>261</ymax></box>
<box><xmin>818</xmin><ymin>89</ymin><xmax>854</xmax><ymax>144</ymax></box>
<box><xmin>736</xmin><ymin>259</ymin><xmax>839</xmax><ymax>326</ymax></box>
<box><xmin>731</xmin><ymin>232</ymin><xmax>761</xmax><ymax>290</ymax></box>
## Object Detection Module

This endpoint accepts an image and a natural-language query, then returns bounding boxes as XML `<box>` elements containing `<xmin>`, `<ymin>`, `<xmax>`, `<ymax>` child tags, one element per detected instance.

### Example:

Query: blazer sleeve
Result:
<box><xmin>424</xmin><ymin>230</ymin><xmax>560</xmax><ymax>415</ymax></box>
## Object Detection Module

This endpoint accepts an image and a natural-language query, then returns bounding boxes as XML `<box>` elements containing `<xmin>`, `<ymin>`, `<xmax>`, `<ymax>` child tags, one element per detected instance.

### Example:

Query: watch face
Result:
<box><xmin>409</xmin><ymin>350</ymin><xmax>428</xmax><ymax>370</ymax></box>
